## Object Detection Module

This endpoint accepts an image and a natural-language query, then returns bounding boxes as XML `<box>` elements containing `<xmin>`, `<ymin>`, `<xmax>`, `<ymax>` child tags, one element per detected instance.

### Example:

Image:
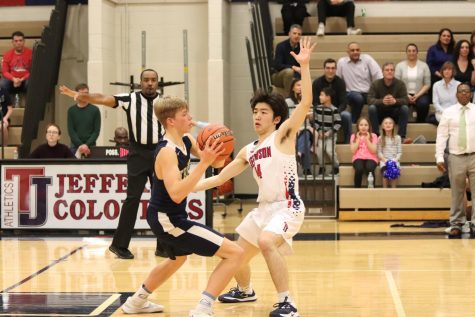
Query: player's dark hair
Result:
<box><xmin>250</xmin><ymin>89</ymin><xmax>288</xmax><ymax>129</ymax></box>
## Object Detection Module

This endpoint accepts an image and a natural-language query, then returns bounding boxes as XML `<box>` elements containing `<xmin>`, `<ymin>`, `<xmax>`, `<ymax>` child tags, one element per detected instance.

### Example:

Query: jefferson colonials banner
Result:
<box><xmin>1</xmin><ymin>163</ymin><xmax>206</xmax><ymax>229</ymax></box>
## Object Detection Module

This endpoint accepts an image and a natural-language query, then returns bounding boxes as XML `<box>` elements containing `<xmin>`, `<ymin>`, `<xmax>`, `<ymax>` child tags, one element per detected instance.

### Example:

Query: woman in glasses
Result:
<box><xmin>29</xmin><ymin>123</ymin><xmax>75</xmax><ymax>159</ymax></box>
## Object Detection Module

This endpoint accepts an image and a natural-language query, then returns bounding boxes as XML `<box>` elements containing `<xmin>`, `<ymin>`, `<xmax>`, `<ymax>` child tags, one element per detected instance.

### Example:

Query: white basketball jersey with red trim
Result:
<box><xmin>245</xmin><ymin>131</ymin><xmax>304</xmax><ymax>210</ymax></box>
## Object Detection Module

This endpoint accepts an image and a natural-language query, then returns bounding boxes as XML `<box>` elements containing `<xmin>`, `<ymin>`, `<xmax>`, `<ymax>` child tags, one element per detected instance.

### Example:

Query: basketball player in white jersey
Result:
<box><xmin>194</xmin><ymin>37</ymin><xmax>315</xmax><ymax>317</ymax></box>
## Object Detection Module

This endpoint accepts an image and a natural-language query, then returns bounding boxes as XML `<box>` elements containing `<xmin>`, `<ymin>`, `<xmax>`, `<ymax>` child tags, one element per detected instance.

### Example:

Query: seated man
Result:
<box><xmin>0</xmin><ymin>87</ymin><xmax>13</xmax><ymax>146</ymax></box>
<box><xmin>312</xmin><ymin>58</ymin><xmax>352</xmax><ymax>143</ymax></box>
<box><xmin>272</xmin><ymin>24</ymin><xmax>302</xmax><ymax>96</ymax></box>
<box><xmin>67</xmin><ymin>83</ymin><xmax>101</xmax><ymax>158</ymax></box>
<box><xmin>29</xmin><ymin>123</ymin><xmax>76</xmax><ymax>159</ymax></box>
<box><xmin>368</xmin><ymin>62</ymin><xmax>410</xmax><ymax>143</ymax></box>
<box><xmin>0</xmin><ymin>31</ymin><xmax>32</xmax><ymax>98</ymax></box>
<box><xmin>317</xmin><ymin>0</ymin><xmax>362</xmax><ymax>36</ymax></box>
<box><xmin>110</xmin><ymin>127</ymin><xmax>129</xmax><ymax>147</ymax></box>
<box><xmin>337</xmin><ymin>42</ymin><xmax>382</xmax><ymax>123</ymax></box>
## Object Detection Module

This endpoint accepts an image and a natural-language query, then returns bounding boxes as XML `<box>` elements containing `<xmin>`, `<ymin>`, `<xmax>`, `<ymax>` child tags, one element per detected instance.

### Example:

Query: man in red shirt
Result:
<box><xmin>0</xmin><ymin>31</ymin><xmax>32</xmax><ymax>97</ymax></box>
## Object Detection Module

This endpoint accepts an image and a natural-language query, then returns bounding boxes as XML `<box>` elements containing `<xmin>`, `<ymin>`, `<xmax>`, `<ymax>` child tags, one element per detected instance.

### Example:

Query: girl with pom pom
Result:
<box><xmin>377</xmin><ymin>117</ymin><xmax>402</xmax><ymax>188</ymax></box>
<box><xmin>350</xmin><ymin>117</ymin><xmax>378</xmax><ymax>188</ymax></box>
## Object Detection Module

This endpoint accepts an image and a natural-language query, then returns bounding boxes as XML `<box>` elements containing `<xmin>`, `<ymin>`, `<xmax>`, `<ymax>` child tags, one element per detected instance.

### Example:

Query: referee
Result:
<box><xmin>60</xmin><ymin>69</ymin><xmax>163</xmax><ymax>259</ymax></box>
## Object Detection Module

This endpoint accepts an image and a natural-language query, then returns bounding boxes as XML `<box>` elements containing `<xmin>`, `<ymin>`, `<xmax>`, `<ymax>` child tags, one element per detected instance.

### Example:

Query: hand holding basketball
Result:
<box><xmin>197</xmin><ymin>124</ymin><xmax>235</xmax><ymax>161</ymax></box>
<box><xmin>199</xmin><ymin>137</ymin><xmax>225</xmax><ymax>166</ymax></box>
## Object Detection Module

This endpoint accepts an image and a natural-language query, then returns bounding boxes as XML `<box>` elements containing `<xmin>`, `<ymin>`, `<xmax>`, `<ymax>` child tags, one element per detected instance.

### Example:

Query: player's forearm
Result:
<box><xmin>169</xmin><ymin>162</ymin><xmax>210</xmax><ymax>203</ymax></box>
<box><xmin>299</xmin><ymin>63</ymin><xmax>312</xmax><ymax>111</ymax></box>
<box><xmin>194</xmin><ymin>175</ymin><xmax>222</xmax><ymax>192</ymax></box>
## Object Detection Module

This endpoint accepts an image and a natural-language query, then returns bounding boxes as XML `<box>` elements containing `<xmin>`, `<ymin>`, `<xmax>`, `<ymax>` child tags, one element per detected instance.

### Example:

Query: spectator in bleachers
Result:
<box><xmin>312</xmin><ymin>58</ymin><xmax>351</xmax><ymax>143</ymax></box>
<box><xmin>314</xmin><ymin>87</ymin><xmax>341</xmax><ymax>176</ymax></box>
<box><xmin>452</xmin><ymin>40</ymin><xmax>475</xmax><ymax>86</ymax></box>
<box><xmin>336</xmin><ymin>42</ymin><xmax>382</xmax><ymax>124</ymax></box>
<box><xmin>286</xmin><ymin>78</ymin><xmax>313</xmax><ymax>176</ymax></box>
<box><xmin>436</xmin><ymin>82</ymin><xmax>475</xmax><ymax>237</ymax></box>
<box><xmin>350</xmin><ymin>117</ymin><xmax>378</xmax><ymax>188</ymax></box>
<box><xmin>0</xmin><ymin>31</ymin><xmax>32</xmax><ymax>99</ymax></box>
<box><xmin>367</xmin><ymin>62</ymin><xmax>410</xmax><ymax>143</ymax></box>
<box><xmin>280</xmin><ymin>1</ymin><xmax>309</xmax><ymax>34</ymax></box>
<box><xmin>426</xmin><ymin>28</ymin><xmax>455</xmax><ymax>87</ymax></box>
<box><xmin>377</xmin><ymin>117</ymin><xmax>402</xmax><ymax>188</ymax></box>
<box><xmin>29</xmin><ymin>123</ymin><xmax>75</xmax><ymax>159</ymax></box>
<box><xmin>471</xmin><ymin>30</ymin><xmax>475</xmax><ymax>102</ymax></box>
<box><xmin>429</xmin><ymin>61</ymin><xmax>460</xmax><ymax>125</ymax></box>
<box><xmin>395</xmin><ymin>43</ymin><xmax>431</xmax><ymax>123</ymax></box>
<box><xmin>316</xmin><ymin>0</ymin><xmax>361</xmax><ymax>36</ymax></box>
<box><xmin>67</xmin><ymin>83</ymin><xmax>101</xmax><ymax>158</ymax></box>
<box><xmin>0</xmin><ymin>87</ymin><xmax>12</xmax><ymax>146</ymax></box>
<box><xmin>272</xmin><ymin>24</ymin><xmax>302</xmax><ymax>96</ymax></box>
<box><xmin>110</xmin><ymin>127</ymin><xmax>129</xmax><ymax>147</ymax></box>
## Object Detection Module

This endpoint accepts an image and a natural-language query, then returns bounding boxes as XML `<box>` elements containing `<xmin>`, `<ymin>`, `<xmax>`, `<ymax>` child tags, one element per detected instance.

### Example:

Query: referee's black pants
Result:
<box><xmin>112</xmin><ymin>144</ymin><xmax>156</xmax><ymax>249</ymax></box>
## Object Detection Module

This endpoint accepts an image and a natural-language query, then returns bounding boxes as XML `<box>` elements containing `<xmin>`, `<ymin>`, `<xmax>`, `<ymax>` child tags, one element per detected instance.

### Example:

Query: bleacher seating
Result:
<box><xmin>0</xmin><ymin>21</ymin><xmax>45</xmax><ymax>159</ymax></box>
<box><xmin>275</xmin><ymin>16</ymin><xmax>475</xmax><ymax>35</ymax></box>
<box><xmin>0</xmin><ymin>21</ymin><xmax>46</xmax><ymax>39</ymax></box>
<box><xmin>336</xmin><ymin>143</ymin><xmax>450</xmax><ymax>220</ymax></box>
<box><xmin>271</xmin><ymin>14</ymin><xmax>471</xmax><ymax>220</ymax></box>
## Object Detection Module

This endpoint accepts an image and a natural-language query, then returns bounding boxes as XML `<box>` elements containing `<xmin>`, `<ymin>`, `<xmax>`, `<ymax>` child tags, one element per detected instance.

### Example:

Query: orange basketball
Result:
<box><xmin>197</xmin><ymin>124</ymin><xmax>235</xmax><ymax>160</ymax></box>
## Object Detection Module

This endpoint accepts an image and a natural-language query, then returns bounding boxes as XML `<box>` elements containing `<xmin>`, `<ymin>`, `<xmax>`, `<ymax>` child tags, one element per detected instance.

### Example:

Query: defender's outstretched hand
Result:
<box><xmin>290</xmin><ymin>37</ymin><xmax>316</xmax><ymax>66</ymax></box>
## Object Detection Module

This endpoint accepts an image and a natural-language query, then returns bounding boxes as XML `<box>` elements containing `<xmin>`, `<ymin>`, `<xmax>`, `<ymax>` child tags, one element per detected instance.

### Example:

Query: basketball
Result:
<box><xmin>197</xmin><ymin>124</ymin><xmax>235</xmax><ymax>160</ymax></box>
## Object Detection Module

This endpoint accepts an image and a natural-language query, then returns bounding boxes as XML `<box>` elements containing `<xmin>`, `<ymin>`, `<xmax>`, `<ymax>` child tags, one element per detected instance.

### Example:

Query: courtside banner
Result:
<box><xmin>1</xmin><ymin>162</ymin><xmax>206</xmax><ymax>229</ymax></box>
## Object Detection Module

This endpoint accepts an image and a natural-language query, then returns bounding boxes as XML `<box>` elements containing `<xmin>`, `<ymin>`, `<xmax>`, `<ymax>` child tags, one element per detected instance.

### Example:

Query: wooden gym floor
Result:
<box><xmin>1</xmin><ymin>202</ymin><xmax>475</xmax><ymax>317</ymax></box>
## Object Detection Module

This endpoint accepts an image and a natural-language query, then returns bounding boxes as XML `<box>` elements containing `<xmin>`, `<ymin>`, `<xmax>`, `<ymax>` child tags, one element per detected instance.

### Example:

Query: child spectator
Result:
<box><xmin>377</xmin><ymin>117</ymin><xmax>402</xmax><ymax>188</ymax></box>
<box><xmin>350</xmin><ymin>117</ymin><xmax>378</xmax><ymax>188</ymax></box>
<box><xmin>314</xmin><ymin>87</ymin><xmax>341</xmax><ymax>176</ymax></box>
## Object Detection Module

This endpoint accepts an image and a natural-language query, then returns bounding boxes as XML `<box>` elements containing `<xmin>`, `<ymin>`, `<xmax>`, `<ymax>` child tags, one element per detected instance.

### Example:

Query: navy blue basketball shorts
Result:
<box><xmin>148</xmin><ymin>211</ymin><xmax>224</xmax><ymax>259</ymax></box>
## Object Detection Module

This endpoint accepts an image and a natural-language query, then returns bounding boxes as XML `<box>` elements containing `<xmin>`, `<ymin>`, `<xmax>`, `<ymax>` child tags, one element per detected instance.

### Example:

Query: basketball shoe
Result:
<box><xmin>122</xmin><ymin>297</ymin><xmax>164</xmax><ymax>314</ymax></box>
<box><xmin>269</xmin><ymin>297</ymin><xmax>299</xmax><ymax>317</ymax></box>
<box><xmin>218</xmin><ymin>287</ymin><xmax>257</xmax><ymax>303</ymax></box>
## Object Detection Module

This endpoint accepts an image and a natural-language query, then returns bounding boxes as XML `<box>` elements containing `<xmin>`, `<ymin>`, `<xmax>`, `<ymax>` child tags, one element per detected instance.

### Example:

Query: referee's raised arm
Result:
<box><xmin>59</xmin><ymin>85</ymin><xmax>117</xmax><ymax>108</ymax></box>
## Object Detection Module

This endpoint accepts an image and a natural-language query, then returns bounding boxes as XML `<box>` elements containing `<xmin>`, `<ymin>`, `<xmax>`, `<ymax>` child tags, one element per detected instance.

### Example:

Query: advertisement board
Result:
<box><xmin>1</xmin><ymin>162</ymin><xmax>206</xmax><ymax>229</ymax></box>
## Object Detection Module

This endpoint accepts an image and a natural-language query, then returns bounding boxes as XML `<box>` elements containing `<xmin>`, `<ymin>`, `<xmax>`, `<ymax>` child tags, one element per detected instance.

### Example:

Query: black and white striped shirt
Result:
<box><xmin>114</xmin><ymin>92</ymin><xmax>162</xmax><ymax>146</ymax></box>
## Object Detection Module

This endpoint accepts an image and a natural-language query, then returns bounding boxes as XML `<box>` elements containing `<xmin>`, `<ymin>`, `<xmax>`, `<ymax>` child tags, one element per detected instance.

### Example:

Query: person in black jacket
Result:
<box><xmin>271</xmin><ymin>24</ymin><xmax>302</xmax><ymax>96</ymax></box>
<box><xmin>312</xmin><ymin>58</ymin><xmax>352</xmax><ymax>143</ymax></box>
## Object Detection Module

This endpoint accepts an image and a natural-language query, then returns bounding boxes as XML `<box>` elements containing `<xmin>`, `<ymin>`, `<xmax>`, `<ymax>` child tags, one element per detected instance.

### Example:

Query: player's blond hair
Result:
<box><xmin>153</xmin><ymin>96</ymin><xmax>189</xmax><ymax>127</ymax></box>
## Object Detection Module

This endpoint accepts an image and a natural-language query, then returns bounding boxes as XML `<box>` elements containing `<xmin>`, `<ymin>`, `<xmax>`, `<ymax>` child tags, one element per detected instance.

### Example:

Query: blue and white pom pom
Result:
<box><xmin>383</xmin><ymin>160</ymin><xmax>400</xmax><ymax>180</ymax></box>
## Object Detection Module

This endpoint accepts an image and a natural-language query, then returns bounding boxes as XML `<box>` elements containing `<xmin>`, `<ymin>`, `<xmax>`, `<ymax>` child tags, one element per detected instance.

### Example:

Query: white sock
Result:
<box><xmin>319</xmin><ymin>23</ymin><xmax>324</xmax><ymax>27</ymax></box>
<box><xmin>195</xmin><ymin>291</ymin><xmax>215</xmax><ymax>313</ymax></box>
<box><xmin>132</xmin><ymin>284</ymin><xmax>151</xmax><ymax>304</ymax></box>
<box><xmin>238</xmin><ymin>284</ymin><xmax>254</xmax><ymax>294</ymax></box>
<box><xmin>277</xmin><ymin>291</ymin><xmax>294</xmax><ymax>305</ymax></box>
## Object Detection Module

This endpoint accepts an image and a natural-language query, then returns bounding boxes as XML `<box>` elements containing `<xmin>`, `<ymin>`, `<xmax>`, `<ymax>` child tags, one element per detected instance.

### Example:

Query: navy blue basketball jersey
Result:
<box><xmin>148</xmin><ymin>136</ymin><xmax>192</xmax><ymax>219</ymax></box>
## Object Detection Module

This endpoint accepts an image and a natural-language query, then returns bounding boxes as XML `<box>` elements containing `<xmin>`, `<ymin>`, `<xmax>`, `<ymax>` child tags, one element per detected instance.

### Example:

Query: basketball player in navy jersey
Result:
<box><xmin>194</xmin><ymin>37</ymin><xmax>315</xmax><ymax>317</ymax></box>
<box><xmin>121</xmin><ymin>97</ymin><xmax>244</xmax><ymax>317</ymax></box>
